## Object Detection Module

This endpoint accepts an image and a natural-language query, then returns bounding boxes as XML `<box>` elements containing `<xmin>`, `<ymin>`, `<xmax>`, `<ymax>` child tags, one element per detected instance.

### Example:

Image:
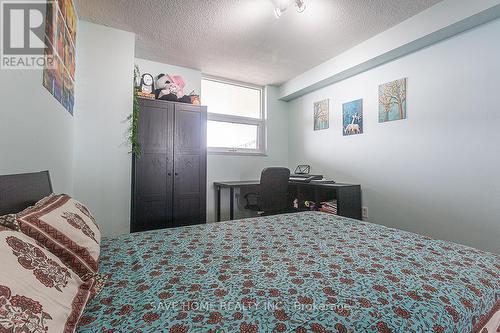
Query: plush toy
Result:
<box><xmin>155</xmin><ymin>74</ymin><xmax>186</xmax><ymax>101</ymax></box>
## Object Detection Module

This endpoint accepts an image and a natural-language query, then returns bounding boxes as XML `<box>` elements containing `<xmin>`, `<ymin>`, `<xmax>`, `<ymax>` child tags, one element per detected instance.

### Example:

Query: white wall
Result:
<box><xmin>207</xmin><ymin>85</ymin><xmax>289</xmax><ymax>222</ymax></box>
<box><xmin>134</xmin><ymin>58</ymin><xmax>201</xmax><ymax>96</ymax></box>
<box><xmin>73</xmin><ymin>21</ymin><xmax>135</xmax><ymax>237</ymax></box>
<box><xmin>0</xmin><ymin>70</ymin><xmax>74</xmax><ymax>194</ymax></box>
<box><xmin>287</xmin><ymin>19</ymin><xmax>500</xmax><ymax>254</ymax></box>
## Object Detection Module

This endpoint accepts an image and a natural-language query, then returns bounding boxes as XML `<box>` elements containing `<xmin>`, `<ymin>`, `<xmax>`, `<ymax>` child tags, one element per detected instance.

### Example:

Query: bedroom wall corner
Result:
<box><xmin>286</xmin><ymin>19</ymin><xmax>500</xmax><ymax>253</ymax></box>
<box><xmin>0</xmin><ymin>65</ymin><xmax>75</xmax><ymax>195</ymax></box>
<box><xmin>73</xmin><ymin>21</ymin><xmax>135</xmax><ymax>237</ymax></box>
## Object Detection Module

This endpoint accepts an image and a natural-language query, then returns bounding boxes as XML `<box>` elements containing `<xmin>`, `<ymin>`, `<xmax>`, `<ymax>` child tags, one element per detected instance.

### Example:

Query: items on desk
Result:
<box><xmin>291</xmin><ymin>165</ymin><xmax>336</xmax><ymax>184</ymax></box>
<box><xmin>289</xmin><ymin>174</ymin><xmax>323</xmax><ymax>182</ymax></box>
<box><xmin>304</xmin><ymin>200</ymin><xmax>320</xmax><ymax>211</ymax></box>
<box><xmin>290</xmin><ymin>174</ymin><xmax>336</xmax><ymax>184</ymax></box>
<box><xmin>294</xmin><ymin>165</ymin><xmax>311</xmax><ymax>175</ymax></box>
<box><xmin>320</xmin><ymin>200</ymin><xmax>338</xmax><ymax>215</ymax></box>
<box><xmin>311</xmin><ymin>179</ymin><xmax>336</xmax><ymax>184</ymax></box>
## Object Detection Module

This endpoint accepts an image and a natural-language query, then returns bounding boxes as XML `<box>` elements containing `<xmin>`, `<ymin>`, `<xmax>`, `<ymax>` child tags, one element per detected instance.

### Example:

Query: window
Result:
<box><xmin>202</xmin><ymin>77</ymin><xmax>265</xmax><ymax>155</ymax></box>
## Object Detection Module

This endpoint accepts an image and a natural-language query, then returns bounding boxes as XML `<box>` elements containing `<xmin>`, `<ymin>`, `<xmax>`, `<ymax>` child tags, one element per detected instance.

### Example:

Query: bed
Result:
<box><xmin>1</xmin><ymin>172</ymin><xmax>499</xmax><ymax>333</ymax></box>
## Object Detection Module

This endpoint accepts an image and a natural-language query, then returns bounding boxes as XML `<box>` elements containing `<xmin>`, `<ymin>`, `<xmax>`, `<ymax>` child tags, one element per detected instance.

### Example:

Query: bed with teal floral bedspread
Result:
<box><xmin>77</xmin><ymin>212</ymin><xmax>499</xmax><ymax>333</ymax></box>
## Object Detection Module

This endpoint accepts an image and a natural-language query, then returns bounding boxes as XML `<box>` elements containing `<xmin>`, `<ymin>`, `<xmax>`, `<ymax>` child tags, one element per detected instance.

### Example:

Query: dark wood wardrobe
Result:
<box><xmin>131</xmin><ymin>98</ymin><xmax>207</xmax><ymax>232</ymax></box>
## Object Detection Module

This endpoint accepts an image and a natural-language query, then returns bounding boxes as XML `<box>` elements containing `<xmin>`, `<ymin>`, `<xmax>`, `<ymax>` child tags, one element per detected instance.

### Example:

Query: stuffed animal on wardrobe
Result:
<box><xmin>155</xmin><ymin>74</ymin><xmax>186</xmax><ymax>101</ymax></box>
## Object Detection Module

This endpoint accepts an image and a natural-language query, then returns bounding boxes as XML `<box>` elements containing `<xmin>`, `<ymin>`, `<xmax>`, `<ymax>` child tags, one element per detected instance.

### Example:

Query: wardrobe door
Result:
<box><xmin>173</xmin><ymin>104</ymin><xmax>207</xmax><ymax>227</ymax></box>
<box><xmin>132</xmin><ymin>100</ymin><xmax>174</xmax><ymax>232</ymax></box>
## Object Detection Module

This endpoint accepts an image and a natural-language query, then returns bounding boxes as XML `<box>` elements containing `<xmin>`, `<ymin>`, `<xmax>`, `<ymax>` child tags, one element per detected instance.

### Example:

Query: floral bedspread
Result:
<box><xmin>77</xmin><ymin>212</ymin><xmax>499</xmax><ymax>333</ymax></box>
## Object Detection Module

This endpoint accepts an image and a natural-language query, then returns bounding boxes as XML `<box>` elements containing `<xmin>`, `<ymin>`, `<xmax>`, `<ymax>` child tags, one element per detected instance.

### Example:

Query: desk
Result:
<box><xmin>214</xmin><ymin>180</ymin><xmax>361</xmax><ymax>222</ymax></box>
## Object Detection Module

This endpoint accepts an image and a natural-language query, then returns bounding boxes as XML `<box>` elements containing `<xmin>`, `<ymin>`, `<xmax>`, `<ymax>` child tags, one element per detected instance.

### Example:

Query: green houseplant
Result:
<box><xmin>127</xmin><ymin>65</ymin><xmax>141</xmax><ymax>156</ymax></box>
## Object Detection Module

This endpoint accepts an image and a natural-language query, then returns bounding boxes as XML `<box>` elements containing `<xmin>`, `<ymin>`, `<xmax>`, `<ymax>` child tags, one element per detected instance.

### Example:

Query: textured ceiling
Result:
<box><xmin>75</xmin><ymin>0</ymin><xmax>442</xmax><ymax>85</ymax></box>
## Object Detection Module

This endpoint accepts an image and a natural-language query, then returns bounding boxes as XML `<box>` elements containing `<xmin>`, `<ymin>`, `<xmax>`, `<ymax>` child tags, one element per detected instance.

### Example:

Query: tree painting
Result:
<box><xmin>379</xmin><ymin>78</ymin><xmax>407</xmax><ymax>122</ymax></box>
<box><xmin>314</xmin><ymin>99</ymin><xmax>329</xmax><ymax>131</ymax></box>
<box><xmin>343</xmin><ymin>99</ymin><xmax>363</xmax><ymax>136</ymax></box>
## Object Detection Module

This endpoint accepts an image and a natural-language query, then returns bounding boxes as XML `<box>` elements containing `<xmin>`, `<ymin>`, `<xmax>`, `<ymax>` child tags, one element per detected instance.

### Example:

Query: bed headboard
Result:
<box><xmin>0</xmin><ymin>171</ymin><xmax>53</xmax><ymax>215</ymax></box>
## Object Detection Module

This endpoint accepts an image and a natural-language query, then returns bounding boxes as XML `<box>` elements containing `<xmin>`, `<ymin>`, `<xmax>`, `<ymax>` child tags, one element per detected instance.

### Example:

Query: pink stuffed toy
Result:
<box><xmin>155</xmin><ymin>73</ymin><xmax>186</xmax><ymax>100</ymax></box>
<box><xmin>170</xmin><ymin>75</ymin><xmax>185</xmax><ymax>98</ymax></box>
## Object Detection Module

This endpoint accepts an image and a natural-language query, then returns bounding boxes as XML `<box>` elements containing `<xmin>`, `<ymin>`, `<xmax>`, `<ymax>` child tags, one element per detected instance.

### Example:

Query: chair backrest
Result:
<box><xmin>258</xmin><ymin>167</ymin><xmax>290</xmax><ymax>213</ymax></box>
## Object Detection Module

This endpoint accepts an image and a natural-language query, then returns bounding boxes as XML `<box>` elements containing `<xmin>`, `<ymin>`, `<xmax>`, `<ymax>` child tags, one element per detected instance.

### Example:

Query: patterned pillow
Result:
<box><xmin>14</xmin><ymin>194</ymin><xmax>101</xmax><ymax>280</ymax></box>
<box><xmin>0</xmin><ymin>214</ymin><xmax>20</xmax><ymax>231</ymax></box>
<box><xmin>0</xmin><ymin>227</ymin><xmax>93</xmax><ymax>332</ymax></box>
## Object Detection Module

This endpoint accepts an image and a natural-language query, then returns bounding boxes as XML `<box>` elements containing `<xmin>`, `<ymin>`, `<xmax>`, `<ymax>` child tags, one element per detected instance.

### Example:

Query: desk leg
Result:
<box><xmin>216</xmin><ymin>186</ymin><xmax>221</xmax><ymax>222</ymax></box>
<box><xmin>230</xmin><ymin>188</ymin><xmax>234</xmax><ymax>220</ymax></box>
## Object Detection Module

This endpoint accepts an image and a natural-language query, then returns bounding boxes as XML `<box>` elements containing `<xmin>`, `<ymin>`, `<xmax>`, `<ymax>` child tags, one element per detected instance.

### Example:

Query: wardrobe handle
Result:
<box><xmin>167</xmin><ymin>173</ymin><xmax>172</xmax><ymax>176</ymax></box>
<box><xmin>174</xmin><ymin>173</ymin><xmax>179</xmax><ymax>176</ymax></box>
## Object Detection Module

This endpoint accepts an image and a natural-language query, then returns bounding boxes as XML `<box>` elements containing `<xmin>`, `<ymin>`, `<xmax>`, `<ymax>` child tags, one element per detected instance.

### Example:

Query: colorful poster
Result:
<box><xmin>42</xmin><ymin>47</ymin><xmax>54</xmax><ymax>94</ymax></box>
<box><xmin>43</xmin><ymin>0</ymin><xmax>77</xmax><ymax>115</ymax></box>
<box><xmin>63</xmin><ymin>71</ymin><xmax>73</xmax><ymax>114</ymax></box>
<box><xmin>65</xmin><ymin>0</ymin><xmax>77</xmax><ymax>42</ymax></box>
<box><xmin>53</xmin><ymin>55</ymin><xmax>64</xmax><ymax>103</ymax></box>
<box><xmin>44</xmin><ymin>2</ymin><xmax>55</xmax><ymax>47</ymax></box>
<box><xmin>56</xmin><ymin>0</ymin><xmax>65</xmax><ymax>18</ymax></box>
<box><xmin>66</xmin><ymin>44</ymin><xmax>75</xmax><ymax>80</ymax></box>
<box><xmin>63</xmin><ymin>28</ymin><xmax>71</xmax><ymax>68</ymax></box>
<box><xmin>56</xmin><ymin>9</ymin><xmax>65</xmax><ymax>58</ymax></box>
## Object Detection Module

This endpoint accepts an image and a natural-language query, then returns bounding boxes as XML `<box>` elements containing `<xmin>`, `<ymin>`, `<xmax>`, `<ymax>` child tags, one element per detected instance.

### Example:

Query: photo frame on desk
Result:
<box><xmin>294</xmin><ymin>165</ymin><xmax>310</xmax><ymax>175</ymax></box>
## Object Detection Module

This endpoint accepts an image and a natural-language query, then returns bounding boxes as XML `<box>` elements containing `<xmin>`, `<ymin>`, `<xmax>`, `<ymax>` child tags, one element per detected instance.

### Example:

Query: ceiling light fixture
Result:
<box><xmin>271</xmin><ymin>0</ymin><xmax>306</xmax><ymax>18</ymax></box>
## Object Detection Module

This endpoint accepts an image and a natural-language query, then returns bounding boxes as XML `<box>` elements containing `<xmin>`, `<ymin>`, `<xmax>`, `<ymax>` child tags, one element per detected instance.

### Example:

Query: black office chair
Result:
<box><xmin>244</xmin><ymin>167</ymin><xmax>291</xmax><ymax>216</ymax></box>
